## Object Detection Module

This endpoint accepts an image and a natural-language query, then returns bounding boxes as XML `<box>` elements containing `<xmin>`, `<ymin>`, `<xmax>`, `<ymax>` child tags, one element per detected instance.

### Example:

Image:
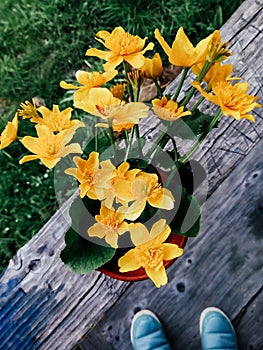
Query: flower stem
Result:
<box><xmin>145</xmin><ymin>126</ymin><xmax>168</xmax><ymax>159</ymax></box>
<box><xmin>179</xmin><ymin>109</ymin><xmax>222</xmax><ymax>164</ymax></box>
<box><xmin>153</xmin><ymin>78</ymin><xmax>163</xmax><ymax>97</ymax></box>
<box><xmin>181</xmin><ymin>61</ymin><xmax>212</xmax><ymax>108</ymax></box>
<box><xmin>191</xmin><ymin>96</ymin><xmax>205</xmax><ymax>112</ymax></box>
<box><xmin>124</xmin><ymin>127</ymin><xmax>135</xmax><ymax>162</ymax></box>
<box><xmin>123</xmin><ymin>62</ymin><xmax>134</xmax><ymax>102</ymax></box>
<box><xmin>94</xmin><ymin>126</ymin><xmax>98</xmax><ymax>152</ymax></box>
<box><xmin>133</xmin><ymin>87</ymin><xmax>140</xmax><ymax>103</ymax></box>
<box><xmin>107</xmin><ymin>119</ymin><xmax>117</xmax><ymax>157</ymax></box>
<box><xmin>172</xmin><ymin>67</ymin><xmax>190</xmax><ymax>101</ymax></box>
<box><xmin>124</xmin><ymin>130</ymin><xmax>129</xmax><ymax>148</ymax></box>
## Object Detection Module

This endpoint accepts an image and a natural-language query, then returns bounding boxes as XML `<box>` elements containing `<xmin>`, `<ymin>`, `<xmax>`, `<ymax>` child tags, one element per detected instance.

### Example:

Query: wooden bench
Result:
<box><xmin>0</xmin><ymin>0</ymin><xmax>262</xmax><ymax>349</ymax></box>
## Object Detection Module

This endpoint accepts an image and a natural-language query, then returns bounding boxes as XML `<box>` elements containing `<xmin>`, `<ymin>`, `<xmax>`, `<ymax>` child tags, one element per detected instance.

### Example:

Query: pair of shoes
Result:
<box><xmin>131</xmin><ymin>307</ymin><xmax>238</xmax><ymax>350</ymax></box>
<box><xmin>200</xmin><ymin>307</ymin><xmax>239</xmax><ymax>350</ymax></box>
<box><xmin>130</xmin><ymin>310</ymin><xmax>172</xmax><ymax>350</ymax></box>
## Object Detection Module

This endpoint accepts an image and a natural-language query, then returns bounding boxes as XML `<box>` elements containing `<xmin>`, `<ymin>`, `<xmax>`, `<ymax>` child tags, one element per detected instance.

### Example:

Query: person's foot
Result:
<box><xmin>200</xmin><ymin>307</ymin><xmax>239</xmax><ymax>350</ymax></box>
<box><xmin>130</xmin><ymin>309</ymin><xmax>172</xmax><ymax>350</ymax></box>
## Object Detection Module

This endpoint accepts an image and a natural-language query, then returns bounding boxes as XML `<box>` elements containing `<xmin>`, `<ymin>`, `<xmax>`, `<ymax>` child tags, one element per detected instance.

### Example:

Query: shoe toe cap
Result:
<box><xmin>201</xmin><ymin>311</ymin><xmax>238</xmax><ymax>350</ymax></box>
<box><xmin>131</xmin><ymin>312</ymin><xmax>171</xmax><ymax>350</ymax></box>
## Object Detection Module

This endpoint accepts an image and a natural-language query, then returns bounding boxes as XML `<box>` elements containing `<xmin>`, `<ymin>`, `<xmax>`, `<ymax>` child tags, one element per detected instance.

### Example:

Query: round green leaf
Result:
<box><xmin>60</xmin><ymin>227</ymin><xmax>116</xmax><ymax>274</ymax></box>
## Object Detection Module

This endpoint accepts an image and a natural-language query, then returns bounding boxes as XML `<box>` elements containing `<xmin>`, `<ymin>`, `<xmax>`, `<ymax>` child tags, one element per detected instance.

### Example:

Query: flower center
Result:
<box><xmin>107</xmin><ymin>32</ymin><xmax>141</xmax><ymax>55</ymax></box>
<box><xmin>47</xmin><ymin>144</ymin><xmax>59</xmax><ymax>155</ymax></box>
<box><xmin>222</xmin><ymin>87</ymin><xmax>239</xmax><ymax>110</ymax></box>
<box><xmin>138</xmin><ymin>244</ymin><xmax>164</xmax><ymax>270</ymax></box>
<box><xmin>100</xmin><ymin>214</ymin><xmax>121</xmax><ymax>230</ymax></box>
<box><xmin>83</xmin><ymin>170</ymin><xmax>94</xmax><ymax>185</ymax></box>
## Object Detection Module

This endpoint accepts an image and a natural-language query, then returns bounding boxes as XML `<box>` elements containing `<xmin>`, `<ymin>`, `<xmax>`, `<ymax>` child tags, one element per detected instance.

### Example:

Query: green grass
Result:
<box><xmin>0</xmin><ymin>0</ymin><xmax>243</xmax><ymax>273</ymax></box>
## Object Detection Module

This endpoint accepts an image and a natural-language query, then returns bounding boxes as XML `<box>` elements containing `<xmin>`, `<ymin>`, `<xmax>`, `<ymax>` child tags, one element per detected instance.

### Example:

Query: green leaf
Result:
<box><xmin>169</xmin><ymin>185</ymin><xmax>200</xmax><ymax>237</ymax></box>
<box><xmin>60</xmin><ymin>227</ymin><xmax>115</xmax><ymax>274</ymax></box>
<box><xmin>60</xmin><ymin>195</ymin><xmax>115</xmax><ymax>274</ymax></box>
<box><xmin>172</xmin><ymin>109</ymin><xmax>218</xmax><ymax>140</ymax></box>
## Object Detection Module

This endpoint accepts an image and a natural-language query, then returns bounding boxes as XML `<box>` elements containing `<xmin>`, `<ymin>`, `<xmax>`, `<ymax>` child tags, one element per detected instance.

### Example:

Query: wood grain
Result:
<box><xmin>0</xmin><ymin>0</ymin><xmax>262</xmax><ymax>349</ymax></box>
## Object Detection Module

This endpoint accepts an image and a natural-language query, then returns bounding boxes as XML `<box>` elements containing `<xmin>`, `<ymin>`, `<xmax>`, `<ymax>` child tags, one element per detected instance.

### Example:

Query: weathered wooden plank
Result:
<box><xmin>233</xmin><ymin>286</ymin><xmax>263</xmax><ymax>350</ymax></box>
<box><xmin>0</xmin><ymin>0</ymin><xmax>262</xmax><ymax>349</ymax></box>
<box><xmin>0</xmin><ymin>200</ymin><xmax>130</xmax><ymax>350</ymax></box>
<box><xmin>81</xmin><ymin>136</ymin><xmax>263</xmax><ymax>350</ymax></box>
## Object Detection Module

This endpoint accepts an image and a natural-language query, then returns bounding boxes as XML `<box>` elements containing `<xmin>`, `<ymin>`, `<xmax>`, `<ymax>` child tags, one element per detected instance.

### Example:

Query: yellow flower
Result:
<box><xmin>206</xmin><ymin>30</ymin><xmax>232</xmax><ymax>63</ymax></box>
<box><xmin>100</xmin><ymin>161</ymin><xmax>141</xmax><ymax>208</ymax></box>
<box><xmin>192</xmin><ymin>62</ymin><xmax>240</xmax><ymax>89</ymax></box>
<box><xmin>110</xmin><ymin>83</ymin><xmax>127</xmax><ymax>100</ymax></box>
<box><xmin>65</xmin><ymin>152</ymin><xmax>113</xmax><ymax>199</ymax></box>
<box><xmin>60</xmin><ymin>70</ymin><xmax>117</xmax><ymax>107</ymax></box>
<box><xmin>18</xmin><ymin>99</ymin><xmax>39</xmax><ymax>120</ymax></box>
<box><xmin>88</xmin><ymin>204</ymin><xmax>129</xmax><ymax>248</ymax></box>
<box><xmin>32</xmin><ymin>104</ymin><xmax>85</xmax><ymax>133</ymax></box>
<box><xmin>121</xmin><ymin>171</ymin><xmax>175</xmax><ymax>221</ymax></box>
<box><xmin>152</xmin><ymin>96</ymin><xmax>191</xmax><ymax>121</ymax></box>
<box><xmin>118</xmin><ymin>219</ymin><xmax>184</xmax><ymax>288</ymax></box>
<box><xmin>139</xmin><ymin>52</ymin><xmax>163</xmax><ymax>79</ymax></box>
<box><xmin>86</xmin><ymin>26</ymin><xmax>154</xmax><ymax>71</ymax></box>
<box><xmin>78</xmin><ymin>87</ymin><xmax>149</xmax><ymax>132</ymax></box>
<box><xmin>19</xmin><ymin>125</ymin><xmax>82</xmax><ymax>168</ymax></box>
<box><xmin>154</xmin><ymin>27</ymin><xmax>213</xmax><ymax>67</ymax></box>
<box><xmin>0</xmin><ymin>113</ymin><xmax>18</xmax><ymax>150</ymax></box>
<box><xmin>60</xmin><ymin>70</ymin><xmax>118</xmax><ymax>108</ymax></box>
<box><xmin>192</xmin><ymin>81</ymin><xmax>261</xmax><ymax>121</ymax></box>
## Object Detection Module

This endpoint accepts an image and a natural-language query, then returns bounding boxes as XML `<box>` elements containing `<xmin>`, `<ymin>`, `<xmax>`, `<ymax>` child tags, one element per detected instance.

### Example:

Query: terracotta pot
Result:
<box><xmin>98</xmin><ymin>233</ymin><xmax>187</xmax><ymax>281</ymax></box>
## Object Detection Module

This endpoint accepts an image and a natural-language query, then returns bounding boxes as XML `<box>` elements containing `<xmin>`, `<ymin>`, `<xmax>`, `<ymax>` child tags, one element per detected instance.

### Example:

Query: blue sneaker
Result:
<box><xmin>130</xmin><ymin>310</ymin><xmax>172</xmax><ymax>350</ymax></box>
<box><xmin>200</xmin><ymin>307</ymin><xmax>239</xmax><ymax>350</ymax></box>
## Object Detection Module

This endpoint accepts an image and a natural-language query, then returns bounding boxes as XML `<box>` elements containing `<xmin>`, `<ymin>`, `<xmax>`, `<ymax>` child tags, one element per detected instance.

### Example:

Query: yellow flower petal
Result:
<box><xmin>145</xmin><ymin>265</ymin><xmax>168</xmax><ymax>288</ymax></box>
<box><xmin>149</xmin><ymin>219</ymin><xmax>170</xmax><ymax>242</ymax></box>
<box><xmin>155</xmin><ymin>27</ymin><xmax>213</xmax><ymax>67</ymax></box>
<box><xmin>19</xmin><ymin>155</ymin><xmax>39</xmax><ymax>164</ymax></box>
<box><xmin>118</xmin><ymin>249</ymin><xmax>141</xmax><ymax>272</ymax></box>
<box><xmin>0</xmin><ymin>113</ymin><xmax>18</xmax><ymax>150</ymax></box>
<box><xmin>128</xmin><ymin>223</ymin><xmax>150</xmax><ymax>246</ymax></box>
<box><xmin>154</xmin><ymin>29</ymin><xmax>172</xmax><ymax>58</ymax></box>
<box><xmin>121</xmin><ymin>200</ymin><xmax>146</xmax><ymax>221</ymax></box>
<box><xmin>140</xmin><ymin>52</ymin><xmax>163</xmax><ymax>79</ymax></box>
<box><xmin>103</xmin><ymin>55</ymin><xmax>124</xmax><ymax>72</ymax></box>
<box><xmin>85</xmin><ymin>47</ymin><xmax>111</xmax><ymax>61</ymax></box>
<box><xmin>104</xmin><ymin>230</ymin><xmax>118</xmax><ymax>249</ymax></box>
<box><xmin>95</xmin><ymin>30</ymin><xmax>111</xmax><ymax>41</ymax></box>
<box><xmin>39</xmin><ymin>157</ymin><xmax>60</xmax><ymax>169</ymax></box>
<box><xmin>88</xmin><ymin>223</ymin><xmax>107</xmax><ymax>239</ymax></box>
<box><xmin>163</xmin><ymin>243</ymin><xmax>184</xmax><ymax>260</ymax></box>
<box><xmin>60</xmin><ymin>81</ymin><xmax>79</xmax><ymax>90</ymax></box>
<box><xmin>125</xmin><ymin>53</ymin><xmax>146</xmax><ymax>69</ymax></box>
<box><xmin>148</xmin><ymin>187</ymin><xmax>175</xmax><ymax>210</ymax></box>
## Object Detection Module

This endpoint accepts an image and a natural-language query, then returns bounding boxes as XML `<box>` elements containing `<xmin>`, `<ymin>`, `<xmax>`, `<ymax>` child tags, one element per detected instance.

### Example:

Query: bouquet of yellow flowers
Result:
<box><xmin>1</xmin><ymin>26</ymin><xmax>260</xmax><ymax>288</ymax></box>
